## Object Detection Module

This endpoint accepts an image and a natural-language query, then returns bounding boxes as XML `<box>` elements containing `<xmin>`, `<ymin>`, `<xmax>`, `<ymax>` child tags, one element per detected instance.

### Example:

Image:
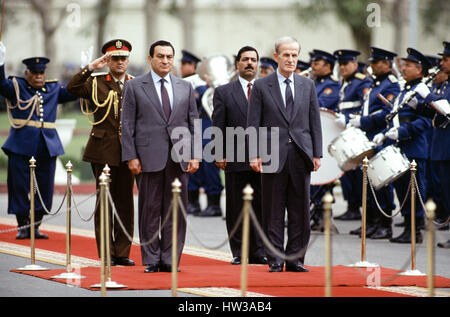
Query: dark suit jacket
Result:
<box><xmin>120</xmin><ymin>71</ymin><xmax>199</xmax><ymax>172</ymax></box>
<box><xmin>247</xmin><ymin>72</ymin><xmax>322</xmax><ymax>173</ymax></box>
<box><xmin>66</xmin><ymin>66</ymin><xmax>132</xmax><ymax>167</ymax></box>
<box><xmin>212</xmin><ymin>79</ymin><xmax>253</xmax><ymax>173</ymax></box>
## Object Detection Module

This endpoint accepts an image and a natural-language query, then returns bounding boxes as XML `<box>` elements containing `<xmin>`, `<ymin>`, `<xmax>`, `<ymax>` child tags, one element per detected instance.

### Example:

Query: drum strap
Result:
<box><xmin>392</xmin><ymin>94</ymin><xmax>401</xmax><ymax>128</ymax></box>
<box><xmin>362</xmin><ymin>88</ymin><xmax>372</xmax><ymax>116</ymax></box>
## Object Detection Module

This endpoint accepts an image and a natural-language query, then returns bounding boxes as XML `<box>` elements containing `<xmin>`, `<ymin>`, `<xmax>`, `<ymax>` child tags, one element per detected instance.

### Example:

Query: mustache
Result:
<box><xmin>245</xmin><ymin>65</ymin><xmax>254</xmax><ymax>70</ymax></box>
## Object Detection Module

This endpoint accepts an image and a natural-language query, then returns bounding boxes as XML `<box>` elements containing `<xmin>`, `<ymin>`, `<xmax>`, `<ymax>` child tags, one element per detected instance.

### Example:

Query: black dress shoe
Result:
<box><xmin>159</xmin><ymin>263</ymin><xmax>180</xmax><ymax>272</ymax></box>
<box><xmin>231</xmin><ymin>256</ymin><xmax>241</xmax><ymax>265</ymax></box>
<box><xmin>249</xmin><ymin>256</ymin><xmax>268</xmax><ymax>265</ymax></box>
<box><xmin>370</xmin><ymin>227</ymin><xmax>392</xmax><ymax>239</ymax></box>
<box><xmin>34</xmin><ymin>228</ymin><xmax>49</xmax><ymax>239</ymax></box>
<box><xmin>334</xmin><ymin>208</ymin><xmax>361</xmax><ymax>220</ymax></box>
<box><xmin>268</xmin><ymin>264</ymin><xmax>283</xmax><ymax>272</ymax></box>
<box><xmin>114</xmin><ymin>257</ymin><xmax>135</xmax><ymax>266</ymax></box>
<box><xmin>15</xmin><ymin>228</ymin><xmax>30</xmax><ymax>239</ymax></box>
<box><xmin>390</xmin><ymin>229</ymin><xmax>423</xmax><ymax>244</ymax></box>
<box><xmin>285</xmin><ymin>263</ymin><xmax>309</xmax><ymax>272</ymax></box>
<box><xmin>144</xmin><ymin>264</ymin><xmax>159</xmax><ymax>273</ymax></box>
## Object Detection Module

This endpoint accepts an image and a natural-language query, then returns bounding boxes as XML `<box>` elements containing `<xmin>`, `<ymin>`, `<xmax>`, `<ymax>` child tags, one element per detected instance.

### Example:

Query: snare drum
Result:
<box><xmin>328</xmin><ymin>126</ymin><xmax>376</xmax><ymax>171</ymax></box>
<box><xmin>311</xmin><ymin>108</ymin><xmax>344</xmax><ymax>185</ymax></box>
<box><xmin>367</xmin><ymin>145</ymin><xmax>410</xmax><ymax>190</ymax></box>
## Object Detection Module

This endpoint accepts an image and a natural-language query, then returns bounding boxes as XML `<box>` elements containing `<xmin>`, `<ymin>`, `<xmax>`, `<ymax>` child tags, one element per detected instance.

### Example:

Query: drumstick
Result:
<box><xmin>377</xmin><ymin>93</ymin><xmax>394</xmax><ymax>108</ymax></box>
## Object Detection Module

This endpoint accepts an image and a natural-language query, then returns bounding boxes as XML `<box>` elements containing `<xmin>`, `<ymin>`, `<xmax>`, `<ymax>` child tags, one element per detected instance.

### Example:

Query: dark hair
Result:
<box><xmin>149</xmin><ymin>40</ymin><xmax>175</xmax><ymax>57</ymax></box>
<box><xmin>235</xmin><ymin>46</ymin><xmax>259</xmax><ymax>64</ymax></box>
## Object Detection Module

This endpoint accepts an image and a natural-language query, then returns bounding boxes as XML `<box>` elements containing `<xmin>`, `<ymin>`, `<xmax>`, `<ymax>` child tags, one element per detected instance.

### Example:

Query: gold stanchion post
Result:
<box><xmin>171</xmin><ymin>178</ymin><xmax>182</xmax><ymax>297</ymax></box>
<box><xmin>17</xmin><ymin>157</ymin><xmax>48</xmax><ymax>271</ymax></box>
<box><xmin>52</xmin><ymin>161</ymin><xmax>85</xmax><ymax>279</ymax></box>
<box><xmin>425</xmin><ymin>200</ymin><xmax>436</xmax><ymax>297</ymax></box>
<box><xmin>323</xmin><ymin>192</ymin><xmax>333</xmax><ymax>297</ymax></box>
<box><xmin>240</xmin><ymin>184</ymin><xmax>253</xmax><ymax>297</ymax></box>
<box><xmin>347</xmin><ymin>157</ymin><xmax>378</xmax><ymax>268</ymax></box>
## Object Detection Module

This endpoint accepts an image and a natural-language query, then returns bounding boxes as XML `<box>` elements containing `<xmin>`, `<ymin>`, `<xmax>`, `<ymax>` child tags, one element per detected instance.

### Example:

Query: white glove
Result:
<box><xmin>407</xmin><ymin>97</ymin><xmax>419</xmax><ymax>109</ymax></box>
<box><xmin>334</xmin><ymin>113</ymin><xmax>346</xmax><ymax>129</ymax></box>
<box><xmin>414</xmin><ymin>82</ymin><xmax>431</xmax><ymax>99</ymax></box>
<box><xmin>80</xmin><ymin>46</ymin><xmax>94</xmax><ymax>69</ymax></box>
<box><xmin>385</xmin><ymin>128</ymin><xmax>399</xmax><ymax>140</ymax></box>
<box><xmin>349</xmin><ymin>114</ymin><xmax>361</xmax><ymax>127</ymax></box>
<box><xmin>373</xmin><ymin>133</ymin><xmax>385</xmax><ymax>145</ymax></box>
<box><xmin>0</xmin><ymin>42</ymin><xmax>5</xmax><ymax>66</ymax></box>
<box><xmin>431</xmin><ymin>99</ymin><xmax>450</xmax><ymax>116</ymax></box>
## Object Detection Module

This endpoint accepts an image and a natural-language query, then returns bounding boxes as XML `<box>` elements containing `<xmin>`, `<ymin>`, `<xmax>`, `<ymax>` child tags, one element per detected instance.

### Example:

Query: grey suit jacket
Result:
<box><xmin>121</xmin><ymin>72</ymin><xmax>199</xmax><ymax>172</ymax></box>
<box><xmin>247</xmin><ymin>72</ymin><xmax>322</xmax><ymax>173</ymax></box>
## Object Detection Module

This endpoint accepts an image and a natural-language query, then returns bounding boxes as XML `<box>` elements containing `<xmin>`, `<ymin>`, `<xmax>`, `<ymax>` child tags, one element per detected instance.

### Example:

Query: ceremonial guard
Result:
<box><xmin>373</xmin><ymin>48</ymin><xmax>432</xmax><ymax>243</ymax></box>
<box><xmin>309</xmin><ymin>49</ymin><xmax>340</xmax><ymax>230</ymax></box>
<box><xmin>295</xmin><ymin>59</ymin><xmax>310</xmax><ymax>74</ymax></box>
<box><xmin>181</xmin><ymin>50</ymin><xmax>224</xmax><ymax>217</ymax></box>
<box><xmin>414</xmin><ymin>41</ymin><xmax>450</xmax><ymax>248</ymax></box>
<box><xmin>333</xmin><ymin>49</ymin><xmax>372</xmax><ymax>221</ymax></box>
<box><xmin>348</xmin><ymin>47</ymin><xmax>400</xmax><ymax>239</ymax></box>
<box><xmin>0</xmin><ymin>43</ymin><xmax>77</xmax><ymax>239</ymax></box>
<box><xmin>66</xmin><ymin>39</ymin><xmax>135</xmax><ymax>265</ymax></box>
<box><xmin>258</xmin><ymin>57</ymin><xmax>277</xmax><ymax>78</ymax></box>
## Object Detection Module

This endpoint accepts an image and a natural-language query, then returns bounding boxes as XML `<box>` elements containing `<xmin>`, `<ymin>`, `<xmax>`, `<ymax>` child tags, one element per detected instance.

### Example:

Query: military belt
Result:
<box><xmin>12</xmin><ymin>118</ymin><xmax>57</xmax><ymax>129</ymax></box>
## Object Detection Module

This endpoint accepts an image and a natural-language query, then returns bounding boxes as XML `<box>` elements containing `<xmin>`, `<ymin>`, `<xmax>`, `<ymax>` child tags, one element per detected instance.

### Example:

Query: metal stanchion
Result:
<box><xmin>52</xmin><ymin>161</ymin><xmax>85</xmax><ymax>280</ymax></box>
<box><xmin>171</xmin><ymin>178</ymin><xmax>182</xmax><ymax>297</ymax></box>
<box><xmin>91</xmin><ymin>173</ymin><xmax>107</xmax><ymax>296</ymax></box>
<box><xmin>398</xmin><ymin>160</ymin><xmax>425</xmax><ymax>276</ymax></box>
<box><xmin>347</xmin><ymin>157</ymin><xmax>379</xmax><ymax>268</ymax></box>
<box><xmin>425</xmin><ymin>200</ymin><xmax>436</xmax><ymax>297</ymax></box>
<box><xmin>240</xmin><ymin>184</ymin><xmax>253</xmax><ymax>297</ymax></box>
<box><xmin>323</xmin><ymin>192</ymin><xmax>333</xmax><ymax>298</ymax></box>
<box><xmin>17</xmin><ymin>157</ymin><xmax>48</xmax><ymax>271</ymax></box>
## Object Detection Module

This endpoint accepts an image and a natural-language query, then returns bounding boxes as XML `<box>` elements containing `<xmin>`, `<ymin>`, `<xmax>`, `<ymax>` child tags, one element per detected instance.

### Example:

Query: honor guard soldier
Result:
<box><xmin>295</xmin><ymin>59</ymin><xmax>310</xmax><ymax>74</ymax></box>
<box><xmin>182</xmin><ymin>49</ymin><xmax>224</xmax><ymax>217</ymax></box>
<box><xmin>373</xmin><ymin>47</ymin><xmax>433</xmax><ymax>243</ymax></box>
<box><xmin>259</xmin><ymin>56</ymin><xmax>277</xmax><ymax>78</ymax></box>
<box><xmin>180</xmin><ymin>49</ymin><xmax>201</xmax><ymax>78</ymax></box>
<box><xmin>348</xmin><ymin>47</ymin><xmax>401</xmax><ymax>239</ymax></box>
<box><xmin>309</xmin><ymin>49</ymin><xmax>340</xmax><ymax>230</ymax></box>
<box><xmin>414</xmin><ymin>41</ymin><xmax>450</xmax><ymax>248</ymax></box>
<box><xmin>66</xmin><ymin>39</ymin><xmax>135</xmax><ymax>265</ymax></box>
<box><xmin>0</xmin><ymin>42</ymin><xmax>77</xmax><ymax>239</ymax></box>
<box><xmin>333</xmin><ymin>49</ymin><xmax>372</xmax><ymax>221</ymax></box>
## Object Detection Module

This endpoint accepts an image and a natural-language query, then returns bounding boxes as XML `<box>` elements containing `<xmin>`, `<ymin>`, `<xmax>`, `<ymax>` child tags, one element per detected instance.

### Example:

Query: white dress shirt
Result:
<box><xmin>238</xmin><ymin>76</ymin><xmax>255</xmax><ymax>100</ymax></box>
<box><xmin>276</xmin><ymin>69</ymin><xmax>295</xmax><ymax>107</ymax></box>
<box><xmin>151</xmin><ymin>69</ymin><xmax>174</xmax><ymax>110</ymax></box>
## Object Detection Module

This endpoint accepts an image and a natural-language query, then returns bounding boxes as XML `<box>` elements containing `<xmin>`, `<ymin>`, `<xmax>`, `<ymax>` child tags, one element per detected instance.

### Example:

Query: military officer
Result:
<box><xmin>180</xmin><ymin>49</ymin><xmax>201</xmax><ymax>79</ymax></box>
<box><xmin>348</xmin><ymin>47</ymin><xmax>401</xmax><ymax>239</ymax></box>
<box><xmin>0</xmin><ymin>42</ymin><xmax>77</xmax><ymax>239</ymax></box>
<box><xmin>373</xmin><ymin>47</ymin><xmax>433</xmax><ymax>244</ymax></box>
<box><xmin>295</xmin><ymin>59</ymin><xmax>310</xmax><ymax>74</ymax></box>
<box><xmin>66</xmin><ymin>39</ymin><xmax>135</xmax><ymax>265</ymax></box>
<box><xmin>333</xmin><ymin>49</ymin><xmax>372</xmax><ymax>221</ymax></box>
<box><xmin>309</xmin><ymin>49</ymin><xmax>340</xmax><ymax>230</ymax></box>
<box><xmin>414</xmin><ymin>41</ymin><xmax>450</xmax><ymax>248</ymax></box>
<box><xmin>258</xmin><ymin>57</ymin><xmax>277</xmax><ymax>78</ymax></box>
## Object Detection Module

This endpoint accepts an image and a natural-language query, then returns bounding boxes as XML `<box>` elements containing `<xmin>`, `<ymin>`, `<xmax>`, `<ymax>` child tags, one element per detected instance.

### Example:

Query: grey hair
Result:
<box><xmin>274</xmin><ymin>36</ymin><xmax>300</xmax><ymax>54</ymax></box>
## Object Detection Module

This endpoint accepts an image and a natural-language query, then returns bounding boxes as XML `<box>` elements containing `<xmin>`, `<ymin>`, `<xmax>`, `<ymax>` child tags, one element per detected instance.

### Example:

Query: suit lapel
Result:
<box><xmin>230</xmin><ymin>80</ymin><xmax>248</xmax><ymax>118</ymax></box>
<box><xmin>141</xmin><ymin>72</ymin><xmax>167</xmax><ymax>122</ymax></box>
<box><xmin>267</xmin><ymin>73</ymin><xmax>289</xmax><ymax>123</ymax></box>
<box><xmin>291</xmin><ymin>74</ymin><xmax>304</xmax><ymax>120</ymax></box>
<box><xmin>168</xmin><ymin>74</ymin><xmax>181</xmax><ymax>124</ymax></box>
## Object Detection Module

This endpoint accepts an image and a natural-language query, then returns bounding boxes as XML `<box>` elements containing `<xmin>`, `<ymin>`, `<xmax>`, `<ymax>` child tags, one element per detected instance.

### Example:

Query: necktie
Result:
<box><xmin>160</xmin><ymin>78</ymin><xmax>171</xmax><ymax>120</ymax></box>
<box><xmin>284</xmin><ymin>78</ymin><xmax>293</xmax><ymax>117</ymax></box>
<box><xmin>247</xmin><ymin>82</ymin><xmax>252</xmax><ymax>101</ymax></box>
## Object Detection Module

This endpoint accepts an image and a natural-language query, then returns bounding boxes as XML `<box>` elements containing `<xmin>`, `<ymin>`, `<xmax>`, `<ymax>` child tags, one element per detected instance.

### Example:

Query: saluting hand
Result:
<box><xmin>89</xmin><ymin>52</ymin><xmax>112</xmax><ymax>70</ymax></box>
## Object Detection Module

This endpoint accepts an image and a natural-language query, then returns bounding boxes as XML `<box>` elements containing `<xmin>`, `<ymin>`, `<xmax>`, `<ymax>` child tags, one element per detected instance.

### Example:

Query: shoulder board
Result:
<box><xmin>330</xmin><ymin>75</ymin><xmax>339</xmax><ymax>82</ymax></box>
<box><xmin>45</xmin><ymin>79</ymin><xmax>58</xmax><ymax>83</ymax></box>
<box><xmin>388</xmin><ymin>74</ymin><xmax>398</xmax><ymax>84</ymax></box>
<box><xmin>91</xmin><ymin>72</ymin><xmax>108</xmax><ymax>77</ymax></box>
<box><xmin>354</xmin><ymin>72</ymin><xmax>366</xmax><ymax>80</ymax></box>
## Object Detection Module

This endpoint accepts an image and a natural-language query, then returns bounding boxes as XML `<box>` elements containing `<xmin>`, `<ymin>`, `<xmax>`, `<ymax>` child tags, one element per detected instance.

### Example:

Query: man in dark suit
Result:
<box><xmin>121</xmin><ymin>40</ymin><xmax>199</xmax><ymax>273</ymax></box>
<box><xmin>247</xmin><ymin>37</ymin><xmax>322</xmax><ymax>272</ymax></box>
<box><xmin>212</xmin><ymin>46</ymin><xmax>266</xmax><ymax>265</ymax></box>
<box><xmin>66</xmin><ymin>39</ymin><xmax>135</xmax><ymax>266</ymax></box>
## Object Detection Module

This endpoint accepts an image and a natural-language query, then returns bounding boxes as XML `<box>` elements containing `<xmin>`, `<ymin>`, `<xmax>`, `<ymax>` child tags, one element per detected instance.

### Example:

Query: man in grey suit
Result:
<box><xmin>121</xmin><ymin>40</ymin><xmax>199</xmax><ymax>273</ymax></box>
<box><xmin>212</xmin><ymin>46</ymin><xmax>266</xmax><ymax>266</ymax></box>
<box><xmin>247</xmin><ymin>37</ymin><xmax>322</xmax><ymax>272</ymax></box>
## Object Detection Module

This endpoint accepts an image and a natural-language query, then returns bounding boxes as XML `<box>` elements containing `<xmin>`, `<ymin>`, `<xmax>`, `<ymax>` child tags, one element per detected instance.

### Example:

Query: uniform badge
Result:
<box><xmin>115</xmin><ymin>40</ymin><xmax>123</xmax><ymax>49</ymax></box>
<box><xmin>386</xmin><ymin>94</ymin><xmax>395</xmax><ymax>102</ymax></box>
<box><xmin>362</xmin><ymin>87</ymin><xmax>370</xmax><ymax>96</ymax></box>
<box><xmin>324</xmin><ymin>88</ymin><xmax>332</xmax><ymax>96</ymax></box>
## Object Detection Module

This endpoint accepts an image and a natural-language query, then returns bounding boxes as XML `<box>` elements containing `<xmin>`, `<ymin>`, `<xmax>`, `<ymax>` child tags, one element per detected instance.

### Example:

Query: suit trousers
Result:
<box><xmin>225</xmin><ymin>170</ymin><xmax>265</xmax><ymax>259</ymax></box>
<box><xmin>135</xmin><ymin>156</ymin><xmax>188</xmax><ymax>266</ymax></box>
<box><xmin>92</xmin><ymin>162</ymin><xmax>134</xmax><ymax>258</ymax></box>
<box><xmin>261</xmin><ymin>143</ymin><xmax>311</xmax><ymax>266</ymax></box>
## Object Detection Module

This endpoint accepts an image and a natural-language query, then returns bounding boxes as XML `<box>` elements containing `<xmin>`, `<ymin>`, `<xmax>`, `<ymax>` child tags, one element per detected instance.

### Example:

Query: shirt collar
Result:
<box><xmin>238</xmin><ymin>76</ymin><xmax>255</xmax><ymax>87</ymax></box>
<box><xmin>276</xmin><ymin>69</ymin><xmax>294</xmax><ymax>84</ymax></box>
<box><xmin>151</xmin><ymin>69</ymin><xmax>171</xmax><ymax>85</ymax></box>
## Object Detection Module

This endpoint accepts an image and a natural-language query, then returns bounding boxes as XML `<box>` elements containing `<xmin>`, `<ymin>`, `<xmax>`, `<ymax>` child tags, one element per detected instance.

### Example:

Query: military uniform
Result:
<box><xmin>0</xmin><ymin>57</ymin><xmax>77</xmax><ymax>238</ymax></box>
<box><xmin>66</xmin><ymin>39</ymin><xmax>135</xmax><ymax>263</ymax></box>
<box><xmin>259</xmin><ymin>57</ymin><xmax>277</xmax><ymax>78</ymax></box>
<box><xmin>333</xmin><ymin>49</ymin><xmax>372</xmax><ymax>221</ymax></box>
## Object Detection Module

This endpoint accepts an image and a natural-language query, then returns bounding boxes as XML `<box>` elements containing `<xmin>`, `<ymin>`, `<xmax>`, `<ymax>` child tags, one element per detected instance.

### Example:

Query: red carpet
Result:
<box><xmin>1</xmin><ymin>223</ymin><xmax>449</xmax><ymax>296</ymax></box>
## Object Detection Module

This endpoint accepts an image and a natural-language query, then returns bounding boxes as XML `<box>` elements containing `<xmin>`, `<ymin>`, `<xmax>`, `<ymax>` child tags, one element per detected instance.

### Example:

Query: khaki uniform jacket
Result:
<box><xmin>66</xmin><ymin>66</ymin><xmax>133</xmax><ymax>167</ymax></box>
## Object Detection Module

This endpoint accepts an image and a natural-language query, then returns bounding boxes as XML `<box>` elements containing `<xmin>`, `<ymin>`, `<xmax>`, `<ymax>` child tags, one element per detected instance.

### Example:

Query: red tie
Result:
<box><xmin>247</xmin><ymin>82</ymin><xmax>252</xmax><ymax>100</ymax></box>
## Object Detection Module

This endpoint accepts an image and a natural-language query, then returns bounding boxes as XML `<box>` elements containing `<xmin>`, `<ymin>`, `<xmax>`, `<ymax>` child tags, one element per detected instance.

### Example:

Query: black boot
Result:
<box><xmin>310</xmin><ymin>205</ymin><xmax>324</xmax><ymax>231</ymax></box>
<box><xmin>15</xmin><ymin>215</ymin><xmax>30</xmax><ymax>239</ymax></box>
<box><xmin>196</xmin><ymin>194</ymin><xmax>222</xmax><ymax>217</ymax></box>
<box><xmin>187</xmin><ymin>190</ymin><xmax>201</xmax><ymax>215</ymax></box>
<box><xmin>34</xmin><ymin>213</ymin><xmax>49</xmax><ymax>239</ymax></box>
<box><xmin>390</xmin><ymin>215</ymin><xmax>422</xmax><ymax>244</ymax></box>
<box><xmin>334</xmin><ymin>203</ymin><xmax>361</xmax><ymax>220</ymax></box>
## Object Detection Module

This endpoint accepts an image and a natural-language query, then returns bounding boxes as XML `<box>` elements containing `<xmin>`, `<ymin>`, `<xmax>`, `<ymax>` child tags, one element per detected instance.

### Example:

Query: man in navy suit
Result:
<box><xmin>247</xmin><ymin>37</ymin><xmax>322</xmax><ymax>272</ymax></box>
<box><xmin>212</xmin><ymin>46</ymin><xmax>266</xmax><ymax>266</ymax></box>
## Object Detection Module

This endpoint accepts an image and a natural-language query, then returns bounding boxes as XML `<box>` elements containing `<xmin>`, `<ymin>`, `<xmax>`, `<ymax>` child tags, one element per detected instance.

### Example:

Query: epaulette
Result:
<box><xmin>91</xmin><ymin>72</ymin><xmax>108</xmax><ymax>77</ymax></box>
<box><xmin>330</xmin><ymin>75</ymin><xmax>339</xmax><ymax>82</ymax></box>
<box><xmin>354</xmin><ymin>72</ymin><xmax>366</xmax><ymax>80</ymax></box>
<box><xmin>45</xmin><ymin>79</ymin><xmax>58</xmax><ymax>83</ymax></box>
<box><xmin>388</xmin><ymin>74</ymin><xmax>398</xmax><ymax>84</ymax></box>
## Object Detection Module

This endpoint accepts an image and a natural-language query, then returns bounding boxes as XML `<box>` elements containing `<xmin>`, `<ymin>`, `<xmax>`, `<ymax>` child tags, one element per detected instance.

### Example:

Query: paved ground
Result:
<box><xmin>0</xmin><ymin>186</ymin><xmax>449</xmax><ymax>299</ymax></box>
